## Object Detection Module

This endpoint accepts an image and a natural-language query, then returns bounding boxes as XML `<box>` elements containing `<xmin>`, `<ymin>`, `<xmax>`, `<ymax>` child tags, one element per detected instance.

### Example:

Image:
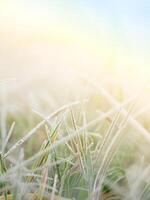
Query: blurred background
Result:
<box><xmin>0</xmin><ymin>0</ymin><xmax>150</xmax><ymax>82</ymax></box>
<box><xmin>0</xmin><ymin>0</ymin><xmax>150</xmax><ymax>120</ymax></box>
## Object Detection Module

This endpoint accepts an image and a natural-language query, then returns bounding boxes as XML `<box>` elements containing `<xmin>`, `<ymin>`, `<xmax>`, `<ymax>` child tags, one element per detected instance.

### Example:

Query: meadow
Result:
<box><xmin>0</xmin><ymin>73</ymin><xmax>149</xmax><ymax>200</ymax></box>
<box><xmin>0</xmin><ymin>0</ymin><xmax>150</xmax><ymax>199</ymax></box>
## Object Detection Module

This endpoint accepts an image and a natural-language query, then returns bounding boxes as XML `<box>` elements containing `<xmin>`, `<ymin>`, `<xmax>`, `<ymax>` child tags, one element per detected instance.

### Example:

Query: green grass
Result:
<box><xmin>0</xmin><ymin>78</ymin><xmax>150</xmax><ymax>200</ymax></box>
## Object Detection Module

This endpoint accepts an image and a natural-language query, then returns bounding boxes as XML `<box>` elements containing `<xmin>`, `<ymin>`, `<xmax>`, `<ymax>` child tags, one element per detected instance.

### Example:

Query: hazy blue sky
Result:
<box><xmin>0</xmin><ymin>0</ymin><xmax>149</xmax><ymax>76</ymax></box>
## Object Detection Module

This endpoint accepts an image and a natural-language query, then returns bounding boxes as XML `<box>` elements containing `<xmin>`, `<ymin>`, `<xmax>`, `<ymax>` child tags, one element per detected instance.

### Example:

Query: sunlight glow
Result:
<box><xmin>0</xmin><ymin>0</ymin><xmax>149</xmax><ymax>84</ymax></box>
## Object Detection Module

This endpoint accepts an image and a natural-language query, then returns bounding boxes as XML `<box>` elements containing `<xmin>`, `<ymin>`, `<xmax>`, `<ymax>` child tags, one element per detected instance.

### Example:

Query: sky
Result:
<box><xmin>0</xmin><ymin>0</ymin><xmax>149</xmax><ymax>82</ymax></box>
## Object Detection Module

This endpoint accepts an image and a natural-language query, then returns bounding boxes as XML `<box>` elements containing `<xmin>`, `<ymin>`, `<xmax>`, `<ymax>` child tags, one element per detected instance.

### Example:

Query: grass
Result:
<box><xmin>0</xmin><ymin>77</ymin><xmax>150</xmax><ymax>200</ymax></box>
